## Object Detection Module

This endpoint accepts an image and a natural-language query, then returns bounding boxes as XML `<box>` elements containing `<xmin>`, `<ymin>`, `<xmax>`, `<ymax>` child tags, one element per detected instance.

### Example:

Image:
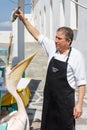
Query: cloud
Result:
<box><xmin>0</xmin><ymin>21</ymin><xmax>12</xmax><ymax>30</ymax></box>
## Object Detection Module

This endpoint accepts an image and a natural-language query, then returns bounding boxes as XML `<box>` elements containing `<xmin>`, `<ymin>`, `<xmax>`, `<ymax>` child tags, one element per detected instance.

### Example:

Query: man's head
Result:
<box><xmin>57</xmin><ymin>27</ymin><xmax>73</xmax><ymax>43</ymax></box>
<box><xmin>55</xmin><ymin>27</ymin><xmax>74</xmax><ymax>53</ymax></box>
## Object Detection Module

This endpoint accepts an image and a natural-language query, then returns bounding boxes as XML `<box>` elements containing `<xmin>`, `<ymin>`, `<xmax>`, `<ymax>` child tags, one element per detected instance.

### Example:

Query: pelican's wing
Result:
<box><xmin>9</xmin><ymin>51</ymin><xmax>37</xmax><ymax>81</ymax></box>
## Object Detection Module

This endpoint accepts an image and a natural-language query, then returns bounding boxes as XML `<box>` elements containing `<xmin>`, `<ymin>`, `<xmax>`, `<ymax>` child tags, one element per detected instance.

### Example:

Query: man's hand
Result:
<box><xmin>14</xmin><ymin>8</ymin><xmax>24</xmax><ymax>21</ymax></box>
<box><xmin>73</xmin><ymin>103</ymin><xmax>82</xmax><ymax>119</ymax></box>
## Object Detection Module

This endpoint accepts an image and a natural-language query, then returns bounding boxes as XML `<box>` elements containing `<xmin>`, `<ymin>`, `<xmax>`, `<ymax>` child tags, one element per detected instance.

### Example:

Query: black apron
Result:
<box><xmin>41</xmin><ymin>48</ymin><xmax>75</xmax><ymax>130</ymax></box>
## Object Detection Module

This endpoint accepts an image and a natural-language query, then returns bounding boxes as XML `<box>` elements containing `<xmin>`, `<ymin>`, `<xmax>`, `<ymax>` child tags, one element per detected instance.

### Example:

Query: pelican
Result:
<box><xmin>0</xmin><ymin>52</ymin><xmax>37</xmax><ymax>130</ymax></box>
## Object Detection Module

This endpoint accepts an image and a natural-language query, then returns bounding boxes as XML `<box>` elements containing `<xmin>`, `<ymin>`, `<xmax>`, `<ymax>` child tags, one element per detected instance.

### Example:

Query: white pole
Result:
<box><xmin>18</xmin><ymin>0</ymin><xmax>24</xmax><ymax>61</ymax></box>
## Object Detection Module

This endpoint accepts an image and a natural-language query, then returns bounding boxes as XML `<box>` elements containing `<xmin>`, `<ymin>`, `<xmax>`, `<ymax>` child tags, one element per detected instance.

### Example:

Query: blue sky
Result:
<box><xmin>0</xmin><ymin>0</ymin><xmax>31</xmax><ymax>30</ymax></box>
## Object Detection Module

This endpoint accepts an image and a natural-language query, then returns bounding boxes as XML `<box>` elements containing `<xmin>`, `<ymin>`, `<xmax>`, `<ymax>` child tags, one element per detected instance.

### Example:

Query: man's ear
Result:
<box><xmin>67</xmin><ymin>39</ymin><xmax>71</xmax><ymax>45</ymax></box>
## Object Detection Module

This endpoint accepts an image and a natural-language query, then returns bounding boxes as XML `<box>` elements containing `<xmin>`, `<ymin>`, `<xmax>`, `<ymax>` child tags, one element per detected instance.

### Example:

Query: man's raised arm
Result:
<box><xmin>15</xmin><ymin>9</ymin><xmax>41</xmax><ymax>41</ymax></box>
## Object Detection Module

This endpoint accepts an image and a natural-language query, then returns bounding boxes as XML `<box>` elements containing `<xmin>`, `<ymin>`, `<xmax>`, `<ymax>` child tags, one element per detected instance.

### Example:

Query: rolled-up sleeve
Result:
<box><xmin>38</xmin><ymin>34</ymin><xmax>44</xmax><ymax>45</ymax></box>
<box><xmin>74</xmin><ymin>53</ymin><xmax>87</xmax><ymax>87</ymax></box>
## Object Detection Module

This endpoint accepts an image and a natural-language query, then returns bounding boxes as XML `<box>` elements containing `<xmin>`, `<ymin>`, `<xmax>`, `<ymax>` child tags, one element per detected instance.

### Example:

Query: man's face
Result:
<box><xmin>55</xmin><ymin>31</ymin><xmax>71</xmax><ymax>53</ymax></box>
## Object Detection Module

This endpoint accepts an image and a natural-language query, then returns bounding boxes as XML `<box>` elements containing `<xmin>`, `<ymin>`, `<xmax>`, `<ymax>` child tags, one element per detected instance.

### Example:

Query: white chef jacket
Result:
<box><xmin>38</xmin><ymin>34</ymin><xmax>87</xmax><ymax>89</ymax></box>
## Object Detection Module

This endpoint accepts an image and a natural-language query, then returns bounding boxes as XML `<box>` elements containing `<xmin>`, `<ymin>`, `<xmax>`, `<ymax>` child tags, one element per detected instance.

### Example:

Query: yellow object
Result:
<box><xmin>1</xmin><ymin>77</ymin><xmax>32</xmax><ymax>107</ymax></box>
<box><xmin>1</xmin><ymin>86</ymin><xmax>31</xmax><ymax>107</ymax></box>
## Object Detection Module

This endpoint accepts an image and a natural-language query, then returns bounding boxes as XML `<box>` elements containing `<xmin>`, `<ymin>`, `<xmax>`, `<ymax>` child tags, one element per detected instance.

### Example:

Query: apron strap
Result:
<box><xmin>66</xmin><ymin>47</ymin><xmax>72</xmax><ymax>63</ymax></box>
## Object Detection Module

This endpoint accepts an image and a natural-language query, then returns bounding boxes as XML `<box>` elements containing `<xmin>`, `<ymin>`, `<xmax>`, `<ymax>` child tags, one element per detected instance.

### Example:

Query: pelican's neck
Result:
<box><xmin>12</xmin><ymin>90</ymin><xmax>26</xmax><ymax>112</ymax></box>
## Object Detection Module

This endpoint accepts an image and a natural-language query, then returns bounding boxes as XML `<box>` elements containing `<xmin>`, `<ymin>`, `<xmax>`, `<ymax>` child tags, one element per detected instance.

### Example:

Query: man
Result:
<box><xmin>15</xmin><ymin>9</ymin><xmax>86</xmax><ymax>130</ymax></box>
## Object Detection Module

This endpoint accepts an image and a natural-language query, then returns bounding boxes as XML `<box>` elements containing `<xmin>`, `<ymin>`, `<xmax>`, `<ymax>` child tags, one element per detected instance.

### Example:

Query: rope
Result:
<box><xmin>71</xmin><ymin>0</ymin><xmax>87</xmax><ymax>9</ymax></box>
